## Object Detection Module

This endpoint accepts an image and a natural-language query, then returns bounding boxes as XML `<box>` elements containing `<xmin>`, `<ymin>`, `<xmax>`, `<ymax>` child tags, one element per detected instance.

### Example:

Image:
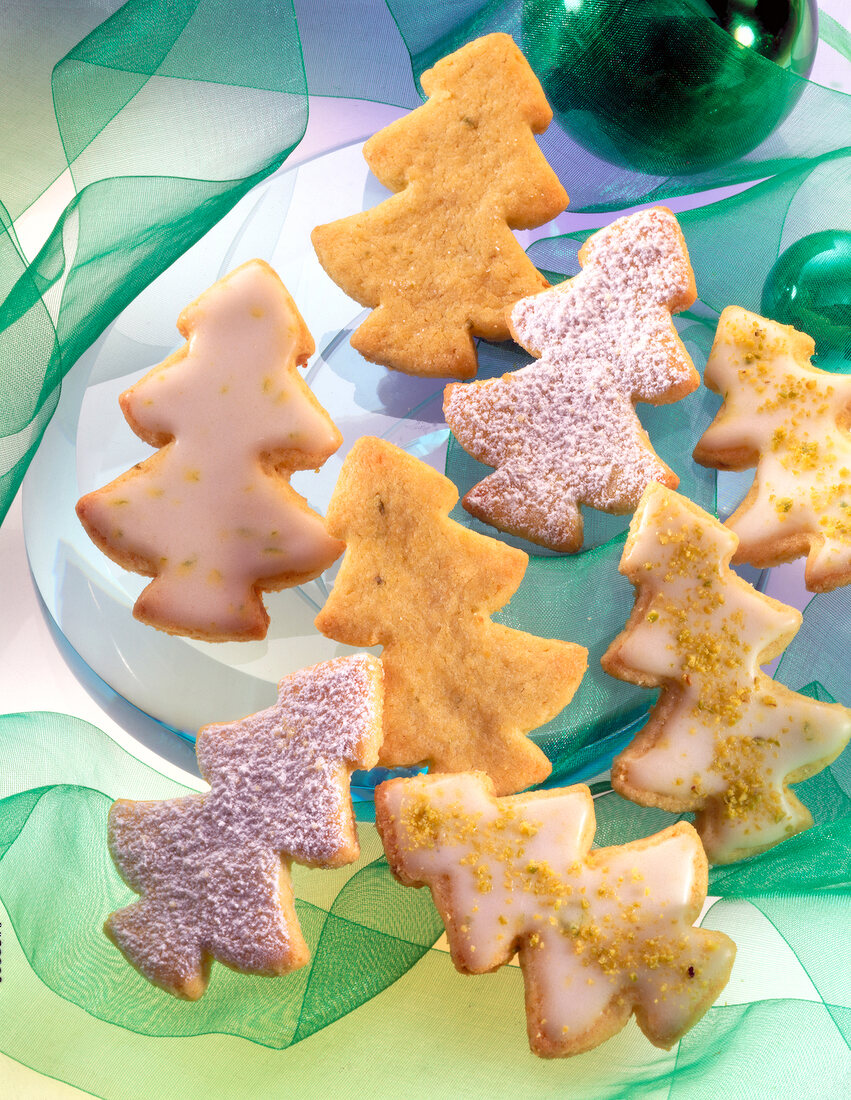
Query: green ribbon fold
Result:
<box><xmin>2</xmin><ymin>1</ymin><xmax>851</xmax><ymax>1092</ymax></box>
<box><xmin>0</xmin><ymin>701</ymin><xmax>847</xmax><ymax>1090</ymax></box>
<box><xmin>1</xmin><ymin>0</ymin><xmax>309</xmax><ymax>526</ymax></box>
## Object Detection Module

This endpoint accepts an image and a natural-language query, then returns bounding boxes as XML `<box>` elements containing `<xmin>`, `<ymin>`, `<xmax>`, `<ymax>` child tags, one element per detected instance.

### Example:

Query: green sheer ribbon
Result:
<box><xmin>0</xmin><ymin>714</ymin><xmax>443</xmax><ymax>1050</ymax></box>
<box><xmin>2</xmin><ymin>0</ymin><xmax>851</xmax><ymax>1092</ymax></box>
<box><xmin>0</xmin><ymin>0</ymin><xmax>311</xmax><ymax>526</ymax></box>
<box><xmin>0</xmin><ymin>652</ymin><xmax>848</xmax><ymax>1092</ymax></box>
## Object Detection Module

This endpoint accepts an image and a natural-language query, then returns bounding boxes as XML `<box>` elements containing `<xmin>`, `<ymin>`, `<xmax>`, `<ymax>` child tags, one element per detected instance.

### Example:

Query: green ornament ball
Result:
<box><xmin>762</xmin><ymin>231</ymin><xmax>851</xmax><ymax>361</ymax></box>
<box><xmin>522</xmin><ymin>0</ymin><xmax>818</xmax><ymax>175</ymax></box>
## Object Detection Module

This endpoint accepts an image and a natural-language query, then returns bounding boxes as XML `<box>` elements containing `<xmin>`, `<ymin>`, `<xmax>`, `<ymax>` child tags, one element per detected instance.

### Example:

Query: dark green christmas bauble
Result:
<box><xmin>522</xmin><ymin>0</ymin><xmax>818</xmax><ymax>175</ymax></box>
<box><xmin>762</xmin><ymin>230</ymin><xmax>851</xmax><ymax>361</ymax></box>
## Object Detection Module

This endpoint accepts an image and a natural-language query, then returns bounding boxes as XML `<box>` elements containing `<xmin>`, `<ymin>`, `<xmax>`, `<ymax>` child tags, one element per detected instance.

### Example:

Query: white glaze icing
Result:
<box><xmin>610</xmin><ymin>483</ymin><xmax>851</xmax><ymax>862</ymax></box>
<box><xmin>697</xmin><ymin>306</ymin><xmax>851</xmax><ymax>589</ymax></box>
<box><xmin>444</xmin><ymin>207</ymin><xmax>697</xmax><ymax>550</ymax></box>
<box><xmin>78</xmin><ymin>259</ymin><xmax>342</xmax><ymax>637</ymax></box>
<box><xmin>378</xmin><ymin>773</ymin><xmax>735</xmax><ymax>1054</ymax></box>
<box><xmin>107</xmin><ymin>655</ymin><xmax>383</xmax><ymax>997</ymax></box>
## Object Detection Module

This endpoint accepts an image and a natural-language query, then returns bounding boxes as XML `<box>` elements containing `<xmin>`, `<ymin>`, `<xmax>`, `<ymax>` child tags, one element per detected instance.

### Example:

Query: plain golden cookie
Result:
<box><xmin>314</xmin><ymin>437</ymin><xmax>587</xmax><ymax>795</ymax></box>
<box><xmin>311</xmin><ymin>33</ymin><xmax>567</xmax><ymax>379</ymax></box>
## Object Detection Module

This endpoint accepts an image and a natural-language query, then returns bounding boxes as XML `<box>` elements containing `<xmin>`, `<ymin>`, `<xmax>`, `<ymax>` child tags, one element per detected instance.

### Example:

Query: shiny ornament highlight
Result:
<box><xmin>762</xmin><ymin>230</ymin><xmax>851</xmax><ymax>361</ymax></box>
<box><xmin>522</xmin><ymin>0</ymin><xmax>818</xmax><ymax>175</ymax></box>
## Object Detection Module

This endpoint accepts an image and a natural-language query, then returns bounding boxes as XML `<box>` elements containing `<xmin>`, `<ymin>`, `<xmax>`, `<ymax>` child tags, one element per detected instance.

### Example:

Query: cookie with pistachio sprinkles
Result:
<box><xmin>602</xmin><ymin>482</ymin><xmax>851</xmax><ymax>864</ymax></box>
<box><xmin>694</xmin><ymin>306</ymin><xmax>851</xmax><ymax>592</ymax></box>
<box><xmin>376</xmin><ymin>772</ymin><xmax>736</xmax><ymax>1057</ymax></box>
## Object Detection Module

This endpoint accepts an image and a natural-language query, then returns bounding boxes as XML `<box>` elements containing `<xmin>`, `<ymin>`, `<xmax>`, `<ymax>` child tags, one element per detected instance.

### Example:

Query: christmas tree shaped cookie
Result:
<box><xmin>693</xmin><ymin>306</ymin><xmax>851</xmax><ymax>592</ymax></box>
<box><xmin>602</xmin><ymin>483</ymin><xmax>851</xmax><ymax>864</ymax></box>
<box><xmin>76</xmin><ymin>260</ymin><xmax>343</xmax><ymax>641</ymax></box>
<box><xmin>311</xmin><ymin>33</ymin><xmax>567</xmax><ymax>379</ymax></box>
<box><xmin>444</xmin><ymin>207</ymin><xmax>699</xmax><ymax>551</ymax></box>
<box><xmin>105</xmin><ymin>655</ymin><xmax>383</xmax><ymax>998</ymax></box>
<box><xmin>314</xmin><ymin>437</ymin><xmax>587</xmax><ymax>795</ymax></box>
<box><xmin>376</xmin><ymin>773</ymin><xmax>736</xmax><ymax>1057</ymax></box>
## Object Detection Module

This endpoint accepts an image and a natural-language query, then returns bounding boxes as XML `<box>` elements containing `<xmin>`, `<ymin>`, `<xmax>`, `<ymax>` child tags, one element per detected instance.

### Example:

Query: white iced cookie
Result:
<box><xmin>694</xmin><ymin>306</ymin><xmax>851</xmax><ymax>592</ymax></box>
<box><xmin>602</xmin><ymin>483</ymin><xmax>851</xmax><ymax>863</ymax></box>
<box><xmin>444</xmin><ymin>207</ymin><xmax>698</xmax><ymax>552</ymax></box>
<box><xmin>105</xmin><ymin>655</ymin><xmax>383</xmax><ymax>998</ymax></box>
<box><xmin>376</xmin><ymin>772</ymin><xmax>735</xmax><ymax>1057</ymax></box>
<box><xmin>76</xmin><ymin>259</ymin><xmax>343</xmax><ymax>641</ymax></box>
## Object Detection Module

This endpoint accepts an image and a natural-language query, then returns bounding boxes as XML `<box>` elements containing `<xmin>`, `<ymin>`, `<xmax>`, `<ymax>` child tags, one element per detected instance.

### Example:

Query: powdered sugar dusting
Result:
<box><xmin>445</xmin><ymin>208</ymin><xmax>697</xmax><ymax>549</ymax></box>
<box><xmin>511</xmin><ymin>207</ymin><xmax>694</xmax><ymax>400</ymax></box>
<box><xmin>449</xmin><ymin>358</ymin><xmax>670</xmax><ymax>549</ymax></box>
<box><xmin>106</xmin><ymin>654</ymin><xmax>383</xmax><ymax>991</ymax></box>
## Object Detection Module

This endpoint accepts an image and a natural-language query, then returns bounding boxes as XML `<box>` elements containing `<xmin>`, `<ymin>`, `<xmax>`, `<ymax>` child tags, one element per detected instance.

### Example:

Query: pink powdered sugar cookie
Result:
<box><xmin>105</xmin><ymin>655</ymin><xmax>383</xmax><ymax>999</ymax></box>
<box><xmin>444</xmin><ymin>207</ymin><xmax>698</xmax><ymax>552</ymax></box>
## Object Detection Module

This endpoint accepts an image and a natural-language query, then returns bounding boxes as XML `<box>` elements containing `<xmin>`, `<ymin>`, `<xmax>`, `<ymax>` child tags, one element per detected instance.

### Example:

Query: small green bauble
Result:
<box><xmin>762</xmin><ymin>230</ymin><xmax>851</xmax><ymax>361</ymax></box>
<box><xmin>522</xmin><ymin>0</ymin><xmax>818</xmax><ymax>174</ymax></box>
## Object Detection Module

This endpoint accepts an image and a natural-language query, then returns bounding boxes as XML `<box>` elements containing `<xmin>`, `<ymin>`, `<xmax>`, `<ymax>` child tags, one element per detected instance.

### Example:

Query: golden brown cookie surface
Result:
<box><xmin>376</xmin><ymin>772</ymin><xmax>736</xmax><ymax>1057</ymax></box>
<box><xmin>75</xmin><ymin>260</ymin><xmax>343</xmax><ymax>641</ymax></box>
<box><xmin>694</xmin><ymin>306</ymin><xmax>851</xmax><ymax>592</ymax></box>
<box><xmin>602</xmin><ymin>483</ymin><xmax>851</xmax><ymax>863</ymax></box>
<box><xmin>314</xmin><ymin>437</ymin><xmax>586</xmax><ymax>794</ymax></box>
<box><xmin>311</xmin><ymin>33</ymin><xmax>567</xmax><ymax>379</ymax></box>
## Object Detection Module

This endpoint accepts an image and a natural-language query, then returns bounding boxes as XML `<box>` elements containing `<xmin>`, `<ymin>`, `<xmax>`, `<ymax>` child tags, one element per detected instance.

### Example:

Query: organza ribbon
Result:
<box><xmin>2</xmin><ymin>0</ymin><xmax>851</xmax><ymax>1093</ymax></box>
<box><xmin>3</xmin><ymin>1</ymin><xmax>851</xmax><ymax>528</ymax></box>
<box><xmin>1</xmin><ymin>629</ymin><xmax>848</xmax><ymax>1093</ymax></box>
